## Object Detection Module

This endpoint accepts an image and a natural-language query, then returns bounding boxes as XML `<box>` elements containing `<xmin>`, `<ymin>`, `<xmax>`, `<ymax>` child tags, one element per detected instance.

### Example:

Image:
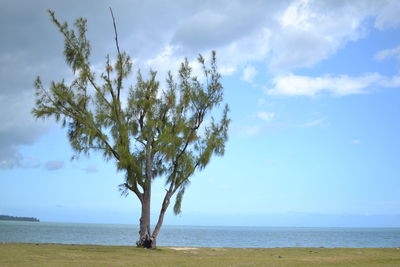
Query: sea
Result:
<box><xmin>1</xmin><ymin>221</ymin><xmax>399</xmax><ymax>248</ymax></box>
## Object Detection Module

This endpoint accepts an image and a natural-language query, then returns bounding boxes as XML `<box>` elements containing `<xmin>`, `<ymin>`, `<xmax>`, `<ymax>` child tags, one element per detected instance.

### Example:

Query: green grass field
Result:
<box><xmin>1</xmin><ymin>243</ymin><xmax>400</xmax><ymax>266</ymax></box>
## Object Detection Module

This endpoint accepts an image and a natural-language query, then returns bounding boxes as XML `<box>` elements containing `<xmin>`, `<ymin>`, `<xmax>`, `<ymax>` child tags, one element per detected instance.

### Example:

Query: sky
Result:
<box><xmin>1</xmin><ymin>0</ymin><xmax>400</xmax><ymax>227</ymax></box>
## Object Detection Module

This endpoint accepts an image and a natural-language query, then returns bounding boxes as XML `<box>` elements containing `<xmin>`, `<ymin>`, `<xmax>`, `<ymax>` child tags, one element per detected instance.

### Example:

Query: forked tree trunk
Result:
<box><xmin>136</xmin><ymin>191</ymin><xmax>154</xmax><ymax>248</ymax></box>
<box><xmin>135</xmin><ymin>186</ymin><xmax>173</xmax><ymax>248</ymax></box>
<box><xmin>135</xmin><ymin>145</ymin><xmax>175</xmax><ymax>248</ymax></box>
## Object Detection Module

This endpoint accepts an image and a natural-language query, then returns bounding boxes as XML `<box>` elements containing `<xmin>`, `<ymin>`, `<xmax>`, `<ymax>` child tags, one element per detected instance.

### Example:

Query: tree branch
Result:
<box><xmin>109</xmin><ymin>7</ymin><xmax>121</xmax><ymax>59</ymax></box>
<box><xmin>41</xmin><ymin>81</ymin><xmax>120</xmax><ymax>161</ymax></box>
<box><xmin>87</xmin><ymin>73</ymin><xmax>112</xmax><ymax>109</ymax></box>
<box><xmin>109</xmin><ymin>7</ymin><xmax>122</xmax><ymax>101</ymax></box>
<box><xmin>124</xmin><ymin>182</ymin><xmax>143</xmax><ymax>203</ymax></box>
<box><xmin>152</xmin><ymin>183</ymin><xmax>174</xmax><ymax>239</ymax></box>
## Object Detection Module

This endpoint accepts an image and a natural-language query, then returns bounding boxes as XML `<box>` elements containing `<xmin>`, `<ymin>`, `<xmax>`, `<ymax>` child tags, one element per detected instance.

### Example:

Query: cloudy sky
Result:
<box><xmin>1</xmin><ymin>0</ymin><xmax>400</xmax><ymax>227</ymax></box>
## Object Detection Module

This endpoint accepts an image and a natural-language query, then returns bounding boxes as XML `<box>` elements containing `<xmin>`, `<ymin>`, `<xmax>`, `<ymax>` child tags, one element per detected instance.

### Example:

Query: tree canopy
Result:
<box><xmin>33</xmin><ymin>9</ymin><xmax>230</xmax><ymax>248</ymax></box>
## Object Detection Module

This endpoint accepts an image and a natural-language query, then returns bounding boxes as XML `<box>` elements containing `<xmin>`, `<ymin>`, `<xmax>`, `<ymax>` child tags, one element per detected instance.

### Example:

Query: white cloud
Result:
<box><xmin>45</xmin><ymin>160</ymin><xmax>64</xmax><ymax>171</ymax></box>
<box><xmin>145</xmin><ymin>45</ymin><xmax>182</xmax><ymax>76</ymax></box>
<box><xmin>158</xmin><ymin>26</ymin><xmax>272</xmax><ymax>78</ymax></box>
<box><xmin>143</xmin><ymin>45</ymin><xmax>232</xmax><ymax>88</ymax></box>
<box><xmin>166</xmin><ymin>0</ymin><xmax>400</xmax><ymax>74</ymax></box>
<box><xmin>375</xmin><ymin>45</ymin><xmax>400</xmax><ymax>61</ymax></box>
<box><xmin>257</xmin><ymin>111</ymin><xmax>275</xmax><ymax>122</ymax></box>
<box><xmin>214</xmin><ymin>27</ymin><xmax>271</xmax><ymax>75</ymax></box>
<box><xmin>241</xmin><ymin>65</ymin><xmax>257</xmax><ymax>82</ymax></box>
<box><xmin>374</xmin><ymin>0</ymin><xmax>400</xmax><ymax>30</ymax></box>
<box><xmin>219</xmin><ymin>65</ymin><xmax>237</xmax><ymax>76</ymax></box>
<box><xmin>267</xmin><ymin>73</ymin><xmax>387</xmax><ymax>97</ymax></box>
<box><xmin>268</xmin><ymin>0</ymin><xmax>369</xmax><ymax>71</ymax></box>
<box><xmin>3</xmin><ymin>0</ymin><xmax>400</xmax><ymax>165</ymax></box>
<box><xmin>168</xmin><ymin>0</ymin><xmax>400</xmax><ymax>74</ymax></box>
<box><xmin>280</xmin><ymin>0</ymin><xmax>311</xmax><ymax>29</ymax></box>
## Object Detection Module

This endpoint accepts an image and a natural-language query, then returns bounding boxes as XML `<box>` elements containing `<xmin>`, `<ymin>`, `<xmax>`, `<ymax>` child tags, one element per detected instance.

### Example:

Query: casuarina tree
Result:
<box><xmin>32</xmin><ymin>10</ymin><xmax>230</xmax><ymax>248</ymax></box>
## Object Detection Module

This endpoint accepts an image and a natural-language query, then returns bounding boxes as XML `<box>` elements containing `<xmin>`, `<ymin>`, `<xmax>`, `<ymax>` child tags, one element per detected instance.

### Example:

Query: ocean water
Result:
<box><xmin>1</xmin><ymin>221</ymin><xmax>399</xmax><ymax>248</ymax></box>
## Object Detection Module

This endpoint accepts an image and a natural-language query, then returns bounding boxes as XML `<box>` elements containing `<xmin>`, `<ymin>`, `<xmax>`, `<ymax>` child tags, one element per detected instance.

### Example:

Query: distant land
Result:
<box><xmin>0</xmin><ymin>215</ymin><xmax>39</xmax><ymax>222</ymax></box>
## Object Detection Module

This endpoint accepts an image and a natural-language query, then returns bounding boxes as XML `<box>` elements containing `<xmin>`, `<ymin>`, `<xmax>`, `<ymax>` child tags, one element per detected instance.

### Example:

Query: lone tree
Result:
<box><xmin>32</xmin><ymin>10</ymin><xmax>229</xmax><ymax>248</ymax></box>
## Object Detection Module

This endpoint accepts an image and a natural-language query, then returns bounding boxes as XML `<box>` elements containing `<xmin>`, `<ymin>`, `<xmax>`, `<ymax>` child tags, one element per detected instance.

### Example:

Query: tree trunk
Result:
<box><xmin>152</xmin><ymin>190</ymin><xmax>172</xmax><ymax>243</ymax></box>
<box><xmin>136</xmin><ymin>189</ymin><xmax>154</xmax><ymax>248</ymax></box>
<box><xmin>136</xmin><ymin>144</ymin><xmax>155</xmax><ymax>248</ymax></box>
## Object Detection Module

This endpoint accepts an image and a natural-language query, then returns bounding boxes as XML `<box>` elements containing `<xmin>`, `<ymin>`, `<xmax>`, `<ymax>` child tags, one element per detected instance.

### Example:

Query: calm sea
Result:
<box><xmin>1</xmin><ymin>221</ymin><xmax>399</xmax><ymax>248</ymax></box>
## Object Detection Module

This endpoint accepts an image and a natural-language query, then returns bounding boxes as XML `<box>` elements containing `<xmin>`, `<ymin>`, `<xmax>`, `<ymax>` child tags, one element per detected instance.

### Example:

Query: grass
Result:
<box><xmin>1</xmin><ymin>243</ymin><xmax>400</xmax><ymax>266</ymax></box>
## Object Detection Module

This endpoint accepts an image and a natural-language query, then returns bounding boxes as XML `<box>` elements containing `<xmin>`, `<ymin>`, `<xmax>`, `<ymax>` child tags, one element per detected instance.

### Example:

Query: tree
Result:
<box><xmin>32</xmin><ymin>9</ymin><xmax>230</xmax><ymax>248</ymax></box>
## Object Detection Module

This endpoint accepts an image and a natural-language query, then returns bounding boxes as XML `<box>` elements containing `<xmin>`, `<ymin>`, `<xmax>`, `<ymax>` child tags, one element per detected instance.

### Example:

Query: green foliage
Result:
<box><xmin>33</xmin><ymin>10</ymin><xmax>230</xmax><ymax>215</ymax></box>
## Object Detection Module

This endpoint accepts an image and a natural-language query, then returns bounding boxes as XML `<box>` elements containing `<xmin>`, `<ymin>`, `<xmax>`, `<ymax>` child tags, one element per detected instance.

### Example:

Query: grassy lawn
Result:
<box><xmin>1</xmin><ymin>243</ymin><xmax>400</xmax><ymax>266</ymax></box>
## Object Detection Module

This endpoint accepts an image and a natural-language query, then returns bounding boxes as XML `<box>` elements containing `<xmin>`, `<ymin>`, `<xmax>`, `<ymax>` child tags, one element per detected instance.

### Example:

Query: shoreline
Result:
<box><xmin>1</xmin><ymin>242</ymin><xmax>400</xmax><ymax>249</ymax></box>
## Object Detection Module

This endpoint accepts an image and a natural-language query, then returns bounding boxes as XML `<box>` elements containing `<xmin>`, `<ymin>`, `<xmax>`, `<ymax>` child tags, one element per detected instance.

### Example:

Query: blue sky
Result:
<box><xmin>1</xmin><ymin>0</ymin><xmax>400</xmax><ymax>227</ymax></box>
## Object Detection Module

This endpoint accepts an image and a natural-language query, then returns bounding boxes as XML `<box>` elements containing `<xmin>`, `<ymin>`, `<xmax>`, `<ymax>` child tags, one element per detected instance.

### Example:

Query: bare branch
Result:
<box><xmin>109</xmin><ymin>7</ymin><xmax>122</xmax><ymax>100</ymax></box>
<box><xmin>109</xmin><ymin>7</ymin><xmax>121</xmax><ymax>57</ymax></box>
